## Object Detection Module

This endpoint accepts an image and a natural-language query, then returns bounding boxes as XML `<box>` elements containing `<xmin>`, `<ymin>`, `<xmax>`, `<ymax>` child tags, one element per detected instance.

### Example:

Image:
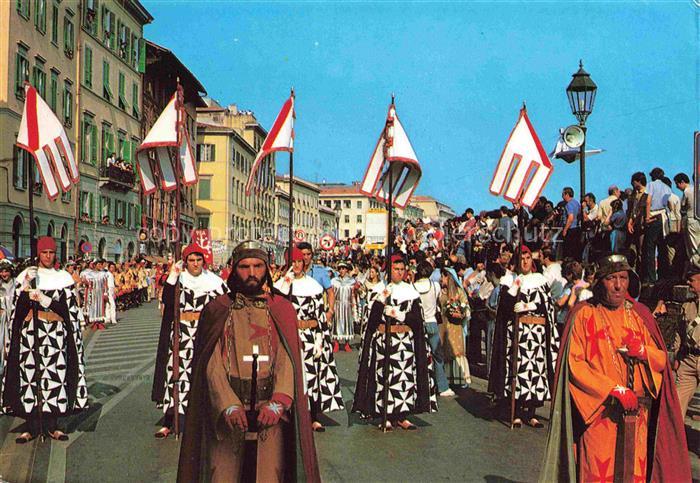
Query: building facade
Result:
<box><xmin>411</xmin><ymin>195</ymin><xmax>456</xmax><ymax>226</ymax></box>
<box><xmin>75</xmin><ymin>0</ymin><xmax>152</xmax><ymax>261</ymax></box>
<box><xmin>275</xmin><ymin>174</ymin><xmax>321</xmax><ymax>248</ymax></box>
<box><xmin>196</xmin><ymin>100</ymin><xmax>276</xmax><ymax>265</ymax></box>
<box><xmin>0</xmin><ymin>0</ymin><xmax>81</xmax><ymax>261</ymax></box>
<box><xmin>140</xmin><ymin>40</ymin><xmax>204</xmax><ymax>258</ymax></box>
<box><xmin>318</xmin><ymin>182</ymin><xmax>385</xmax><ymax>239</ymax></box>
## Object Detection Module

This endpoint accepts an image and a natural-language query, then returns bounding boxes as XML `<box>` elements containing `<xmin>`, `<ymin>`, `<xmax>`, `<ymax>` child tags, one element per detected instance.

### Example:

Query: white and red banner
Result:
<box><xmin>16</xmin><ymin>85</ymin><xmax>79</xmax><ymax>200</ymax></box>
<box><xmin>190</xmin><ymin>228</ymin><xmax>214</xmax><ymax>265</ymax></box>
<box><xmin>245</xmin><ymin>92</ymin><xmax>295</xmax><ymax>195</ymax></box>
<box><xmin>360</xmin><ymin>102</ymin><xmax>421</xmax><ymax>209</ymax></box>
<box><xmin>136</xmin><ymin>88</ymin><xmax>198</xmax><ymax>195</ymax></box>
<box><xmin>489</xmin><ymin>107</ymin><xmax>552</xmax><ymax>209</ymax></box>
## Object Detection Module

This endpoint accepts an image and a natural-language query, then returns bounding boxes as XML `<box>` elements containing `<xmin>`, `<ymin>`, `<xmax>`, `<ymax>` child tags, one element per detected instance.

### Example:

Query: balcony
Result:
<box><xmin>99</xmin><ymin>162</ymin><xmax>136</xmax><ymax>192</ymax></box>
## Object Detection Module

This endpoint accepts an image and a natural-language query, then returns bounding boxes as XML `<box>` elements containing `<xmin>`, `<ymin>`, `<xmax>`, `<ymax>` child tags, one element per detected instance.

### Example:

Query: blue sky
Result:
<box><xmin>143</xmin><ymin>1</ymin><xmax>698</xmax><ymax>214</ymax></box>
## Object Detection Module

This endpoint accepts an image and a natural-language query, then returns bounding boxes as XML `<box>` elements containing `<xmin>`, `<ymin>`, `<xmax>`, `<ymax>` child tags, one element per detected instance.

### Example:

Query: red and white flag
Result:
<box><xmin>360</xmin><ymin>101</ymin><xmax>421</xmax><ymax>209</ymax></box>
<box><xmin>16</xmin><ymin>85</ymin><xmax>79</xmax><ymax>201</ymax></box>
<box><xmin>489</xmin><ymin>107</ymin><xmax>553</xmax><ymax>209</ymax></box>
<box><xmin>136</xmin><ymin>87</ymin><xmax>197</xmax><ymax>195</ymax></box>
<box><xmin>245</xmin><ymin>92</ymin><xmax>294</xmax><ymax>195</ymax></box>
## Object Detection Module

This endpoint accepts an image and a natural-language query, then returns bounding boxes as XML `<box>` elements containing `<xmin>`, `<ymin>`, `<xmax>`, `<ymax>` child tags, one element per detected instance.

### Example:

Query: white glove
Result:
<box><xmin>167</xmin><ymin>261</ymin><xmax>183</xmax><ymax>284</ymax></box>
<box><xmin>377</xmin><ymin>288</ymin><xmax>391</xmax><ymax>305</ymax></box>
<box><xmin>29</xmin><ymin>289</ymin><xmax>52</xmax><ymax>308</ymax></box>
<box><xmin>23</xmin><ymin>267</ymin><xmax>38</xmax><ymax>289</ymax></box>
<box><xmin>514</xmin><ymin>301</ymin><xmax>536</xmax><ymax>314</ymax></box>
<box><xmin>313</xmin><ymin>332</ymin><xmax>323</xmax><ymax>360</ymax></box>
<box><xmin>383</xmin><ymin>304</ymin><xmax>406</xmax><ymax>322</ymax></box>
<box><xmin>507</xmin><ymin>276</ymin><xmax>522</xmax><ymax>297</ymax></box>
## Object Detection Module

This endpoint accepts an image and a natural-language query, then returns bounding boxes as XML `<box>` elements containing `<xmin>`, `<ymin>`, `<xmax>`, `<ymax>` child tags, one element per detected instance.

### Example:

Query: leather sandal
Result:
<box><xmin>528</xmin><ymin>418</ymin><xmax>544</xmax><ymax>428</ymax></box>
<box><xmin>311</xmin><ymin>421</ymin><xmax>326</xmax><ymax>432</ymax></box>
<box><xmin>15</xmin><ymin>432</ymin><xmax>35</xmax><ymax>444</ymax></box>
<box><xmin>396</xmin><ymin>419</ymin><xmax>417</xmax><ymax>431</ymax></box>
<box><xmin>511</xmin><ymin>418</ymin><xmax>523</xmax><ymax>429</ymax></box>
<box><xmin>154</xmin><ymin>427</ymin><xmax>171</xmax><ymax>439</ymax></box>
<box><xmin>47</xmin><ymin>430</ymin><xmax>69</xmax><ymax>441</ymax></box>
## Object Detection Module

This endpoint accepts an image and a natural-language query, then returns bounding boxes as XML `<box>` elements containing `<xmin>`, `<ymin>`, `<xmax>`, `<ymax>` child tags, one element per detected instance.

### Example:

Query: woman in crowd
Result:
<box><xmin>439</xmin><ymin>267</ymin><xmax>472</xmax><ymax>388</ymax></box>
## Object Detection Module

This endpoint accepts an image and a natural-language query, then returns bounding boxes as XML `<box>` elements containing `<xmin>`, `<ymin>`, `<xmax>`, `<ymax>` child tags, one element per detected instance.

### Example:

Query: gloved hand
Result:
<box><xmin>377</xmin><ymin>288</ymin><xmax>391</xmax><ymax>305</ymax></box>
<box><xmin>166</xmin><ymin>261</ymin><xmax>183</xmax><ymax>284</ymax></box>
<box><xmin>29</xmin><ymin>289</ymin><xmax>52</xmax><ymax>308</ymax></box>
<box><xmin>223</xmin><ymin>404</ymin><xmax>247</xmax><ymax>432</ymax></box>
<box><xmin>622</xmin><ymin>331</ymin><xmax>647</xmax><ymax>360</ymax></box>
<box><xmin>23</xmin><ymin>267</ymin><xmax>38</xmax><ymax>289</ymax></box>
<box><xmin>383</xmin><ymin>304</ymin><xmax>406</xmax><ymax>322</ymax></box>
<box><xmin>313</xmin><ymin>332</ymin><xmax>324</xmax><ymax>360</ymax></box>
<box><xmin>258</xmin><ymin>400</ymin><xmax>285</xmax><ymax>427</ymax></box>
<box><xmin>514</xmin><ymin>301</ymin><xmax>535</xmax><ymax>314</ymax></box>
<box><xmin>610</xmin><ymin>385</ymin><xmax>638</xmax><ymax>411</ymax></box>
<box><xmin>507</xmin><ymin>277</ymin><xmax>522</xmax><ymax>297</ymax></box>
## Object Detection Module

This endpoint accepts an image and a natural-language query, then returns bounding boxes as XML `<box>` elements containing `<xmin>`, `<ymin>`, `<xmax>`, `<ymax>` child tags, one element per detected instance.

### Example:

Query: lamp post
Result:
<box><xmin>566</xmin><ymin>60</ymin><xmax>597</xmax><ymax>212</ymax></box>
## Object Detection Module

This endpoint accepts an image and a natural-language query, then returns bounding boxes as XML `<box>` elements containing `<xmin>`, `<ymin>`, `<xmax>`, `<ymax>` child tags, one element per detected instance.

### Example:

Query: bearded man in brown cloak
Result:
<box><xmin>177</xmin><ymin>240</ymin><xmax>320</xmax><ymax>483</ymax></box>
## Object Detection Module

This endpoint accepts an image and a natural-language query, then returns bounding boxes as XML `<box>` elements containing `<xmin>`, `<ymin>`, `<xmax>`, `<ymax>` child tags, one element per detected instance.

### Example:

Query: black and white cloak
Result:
<box><xmin>2</xmin><ymin>267</ymin><xmax>88</xmax><ymax>416</ymax></box>
<box><xmin>151</xmin><ymin>269</ymin><xmax>228</xmax><ymax>416</ymax></box>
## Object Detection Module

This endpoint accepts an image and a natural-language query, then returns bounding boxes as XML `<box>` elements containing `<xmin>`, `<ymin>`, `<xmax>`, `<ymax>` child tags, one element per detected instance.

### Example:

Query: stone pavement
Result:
<box><xmin>0</xmin><ymin>301</ymin><xmax>696</xmax><ymax>482</ymax></box>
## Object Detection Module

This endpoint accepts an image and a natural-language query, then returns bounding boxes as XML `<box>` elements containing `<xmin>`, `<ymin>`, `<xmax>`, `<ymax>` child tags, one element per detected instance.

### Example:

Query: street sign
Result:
<box><xmin>319</xmin><ymin>234</ymin><xmax>336</xmax><ymax>251</ymax></box>
<box><xmin>695</xmin><ymin>132</ymin><xmax>700</xmax><ymax>221</ymax></box>
<box><xmin>294</xmin><ymin>229</ymin><xmax>306</xmax><ymax>243</ymax></box>
<box><xmin>81</xmin><ymin>242</ymin><xmax>92</xmax><ymax>254</ymax></box>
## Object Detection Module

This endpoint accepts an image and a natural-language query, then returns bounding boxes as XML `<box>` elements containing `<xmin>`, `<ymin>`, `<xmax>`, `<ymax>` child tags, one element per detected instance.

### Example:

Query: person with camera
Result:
<box><xmin>659</xmin><ymin>266</ymin><xmax>700</xmax><ymax>419</ymax></box>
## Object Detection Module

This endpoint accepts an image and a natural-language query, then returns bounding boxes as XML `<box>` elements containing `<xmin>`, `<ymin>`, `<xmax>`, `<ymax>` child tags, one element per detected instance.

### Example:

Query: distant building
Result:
<box><xmin>411</xmin><ymin>195</ymin><xmax>456</xmax><ymax>225</ymax></box>
<box><xmin>196</xmin><ymin>100</ymin><xmax>276</xmax><ymax>264</ymax></box>
<box><xmin>275</xmin><ymin>174</ymin><xmax>321</xmax><ymax>248</ymax></box>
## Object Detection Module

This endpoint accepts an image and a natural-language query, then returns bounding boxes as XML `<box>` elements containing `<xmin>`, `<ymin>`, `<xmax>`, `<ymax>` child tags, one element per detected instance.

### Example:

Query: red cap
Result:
<box><xmin>520</xmin><ymin>245</ymin><xmax>531</xmax><ymax>255</ymax></box>
<box><xmin>291</xmin><ymin>246</ymin><xmax>304</xmax><ymax>262</ymax></box>
<box><xmin>37</xmin><ymin>236</ymin><xmax>56</xmax><ymax>252</ymax></box>
<box><xmin>182</xmin><ymin>244</ymin><xmax>206</xmax><ymax>265</ymax></box>
<box><xmin>390</xmin><ymin>254</ymin><xmax>405</xmax><ymax>264</ymax></box>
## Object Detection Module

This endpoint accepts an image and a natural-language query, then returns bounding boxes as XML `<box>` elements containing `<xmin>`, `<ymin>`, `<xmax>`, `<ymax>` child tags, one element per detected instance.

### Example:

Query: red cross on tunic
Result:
<box><xmin>588</xmin><ymin>456</ymin><xmax>614</xmax><ymax>483</ymax></box>
<box><xmin>249</xmin><ymin>323</ymin><xmax>269</xmax><ymax>341</ymax></box>
<box><xmin>585</xmin><ymin>314</ymin><xmax>607</xmax><ymax>361</ymax></box>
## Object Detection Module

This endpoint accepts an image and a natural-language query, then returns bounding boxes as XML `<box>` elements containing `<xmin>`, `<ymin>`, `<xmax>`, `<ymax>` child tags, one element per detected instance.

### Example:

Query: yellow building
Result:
<box><xmin>0</xmin><ymin>0</ymin><xmax>81</xmax><ymax>260</ymax></box>
<box><xmin>411</xmin><ymin>195</ymin><xmax>456</xmax><ymax>226</ymax></box>
<box><xmin>196</xmin><ymin>100</ymin><xmax>276</xmax><ymax>265</ymax></box>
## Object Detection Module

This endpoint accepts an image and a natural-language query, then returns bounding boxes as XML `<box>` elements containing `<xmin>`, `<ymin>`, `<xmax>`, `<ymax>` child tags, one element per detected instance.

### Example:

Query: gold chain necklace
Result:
<box><xmin>600</xmin><ymin>303</ymin><xmax>633</xmax><ymax>384</ymax></box>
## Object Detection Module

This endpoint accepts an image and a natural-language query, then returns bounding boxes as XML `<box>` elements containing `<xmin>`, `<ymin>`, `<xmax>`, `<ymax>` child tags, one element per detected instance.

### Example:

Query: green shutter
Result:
<box><xmin>138</xmin><ymin>38</ymin><xmax>145</xmax><ymax>73</ymax></box>
<box><xmin>84</xmin><ymin>47</ymin><xmax>92</xmax><ymax>87</ymax></box>
<box><xmin>90</xmin><ymin>123</ymin><xmax>97</xmax><ymax>165</ymax></box>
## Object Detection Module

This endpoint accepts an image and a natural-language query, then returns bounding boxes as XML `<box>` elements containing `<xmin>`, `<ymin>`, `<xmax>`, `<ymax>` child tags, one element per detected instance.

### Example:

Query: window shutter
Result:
<box><xmin>91</xmin><ymin>124</ymin><xmax>97</xmax><ymax>164</ymax></box>
<box><xmin>138</xmin><ymin>38</ymin><xmax>146</xmax><ymax>73</ymax></box>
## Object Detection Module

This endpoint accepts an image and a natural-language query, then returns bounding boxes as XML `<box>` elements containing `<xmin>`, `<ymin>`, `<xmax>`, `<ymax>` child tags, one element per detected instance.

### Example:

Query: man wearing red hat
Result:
<box><xmin>353</xmin><ymin>253</ymin><xmax>438</xmax><ymax>430</ymax></box>
<box><xmin>151</xmin><ymin>243</ymin><xmax>228</xmax><ymax>438</ymax></box>
<box><xmin>274</xmin><ymin>247</ymin><xmax>344</xmax><ymax>431</ymax></box>
<box><xmin>2</xmin><ymin>236</ymin><xmax>88</xmax><ymax>443</ymax></box>
<box><xmin>489</xmin><ymin>245</ymin><xmax>559</xmax><ymax>428</ymax></box>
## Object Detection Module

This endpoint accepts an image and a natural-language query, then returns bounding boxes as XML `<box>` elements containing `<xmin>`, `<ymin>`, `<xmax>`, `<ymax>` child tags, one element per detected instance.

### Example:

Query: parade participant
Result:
<box><xmin>540</xmin><ymin>254</ymin><xmax>690</xmax><ymax>482</ymax></box>
<box><xmin>298</xmin><ymin>241</ymin><xmax>335</xmax><ymax>326</ymax></box>
<box><xmin>82</xmin><ymin>260</ymin><xmax>109</xmax><ymax>329</ymax></box>
<box><xmin>105</xmin><ymin>262</ymin><xmax>117</xmax><ymax>324</ymax></box>
<box><xmin>0</xmin><ymin>259</ymin><xmax>16</xmax><ymax>370</ymax></box>
<box><xmin>439</xmin><ymin>267</ymin><xmax>472</xmax><ymax>388</ymax></box>
<box><xmin>358</xmin><ymin>266</ymin><xmax>384</xmax><ymax>334</ymax></box>
<box><xmin>2</xmin><ymin>236</ymin><xmax>88</xmax><ymax>443</ymax></box>
<box><xmin>330</xmin><ymin>261</ymin><xmax>356</xmax><ymax>352</ymax></box>
<box><xmin>489</xmin><ymin>246</ymin><xmax>558</xmax><ymax>428</ymax></box>
<box><xmin>177</xmin><ymin>240</ymin><xmax>320</xmax><ymax>482</ymax></box>
<box><xmin>414</xmin><ymin>262</ymin><xmax>453</xmax><ymax>396</ymax></box>
<box><xmin>151</xmin><ymin>243</ymin><xmax>228</xmax><ymax>438</ymax></box>
<box><xmin>353</xmin><ymin>254</ymin><xmax>438</xmax><ymax>430</ymax></box>
<box><xmin>274</xmin><ymin>247</ymin><xmax>344</xmax><ymax>431</ymax></box>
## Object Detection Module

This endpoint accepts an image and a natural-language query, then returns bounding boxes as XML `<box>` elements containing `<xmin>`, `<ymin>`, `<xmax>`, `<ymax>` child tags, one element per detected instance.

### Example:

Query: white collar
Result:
<box><xmin>16</xmin><ymin>267</ymin><xmax>74</xmax><ymax>290</ymax></box>
<box><xmin>179</xmin><ymin>269</ymin><xmax>224</xmax><ymax>295</ymax></box>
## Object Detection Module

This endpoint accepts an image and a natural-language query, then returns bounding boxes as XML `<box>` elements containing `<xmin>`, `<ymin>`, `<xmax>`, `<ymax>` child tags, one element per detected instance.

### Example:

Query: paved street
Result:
<box><xmin>0</xmin><ymin>301</ymin><xmax>697</xmax><ymax>482</ymax></box>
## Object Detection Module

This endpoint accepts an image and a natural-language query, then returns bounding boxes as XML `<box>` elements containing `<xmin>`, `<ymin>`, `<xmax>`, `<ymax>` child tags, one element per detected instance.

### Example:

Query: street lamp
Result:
<box><xmin>566</xmin><ymin>60</ymin><xmax>597</xmax><ymax>204</ymax></box>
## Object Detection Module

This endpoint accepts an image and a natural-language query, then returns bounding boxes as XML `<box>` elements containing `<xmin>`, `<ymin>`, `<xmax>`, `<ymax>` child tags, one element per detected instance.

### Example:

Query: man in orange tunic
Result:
<box><xmin>540</xmin><ymin>254</ymin><xmax>691</xmax><ymax>482</ymax></box>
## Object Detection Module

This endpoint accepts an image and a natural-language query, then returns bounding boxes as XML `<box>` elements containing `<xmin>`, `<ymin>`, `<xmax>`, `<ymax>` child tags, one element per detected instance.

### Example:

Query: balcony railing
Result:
<box><xmin>99</xmin><ymin>163</ymin><xmax>135</xmax><ymax>191</ymax></box>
